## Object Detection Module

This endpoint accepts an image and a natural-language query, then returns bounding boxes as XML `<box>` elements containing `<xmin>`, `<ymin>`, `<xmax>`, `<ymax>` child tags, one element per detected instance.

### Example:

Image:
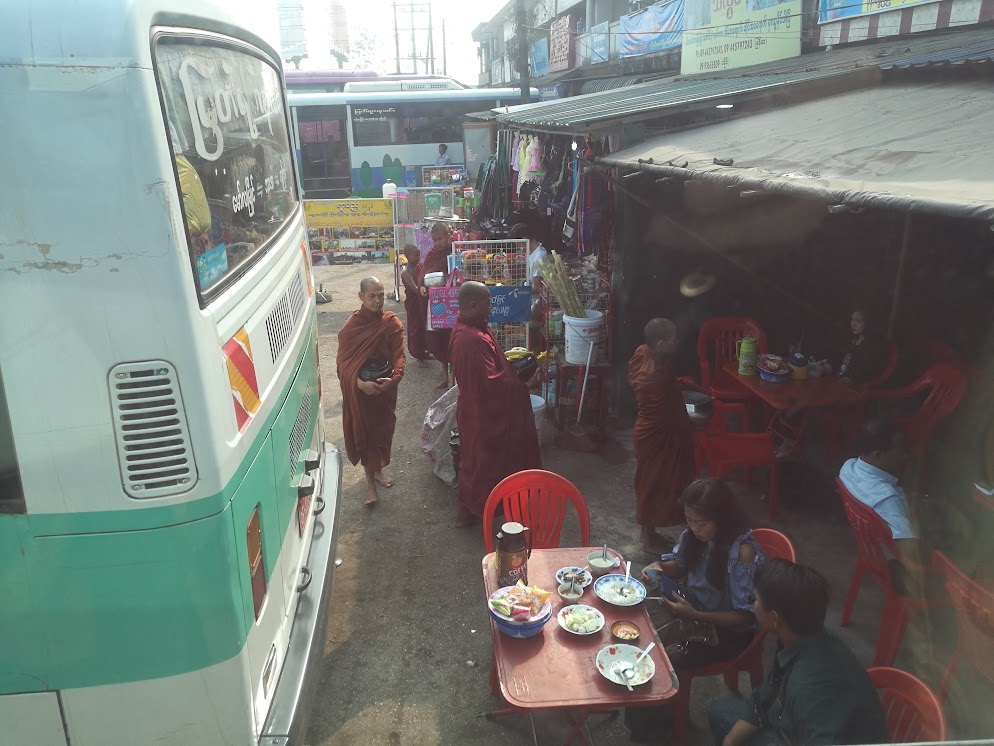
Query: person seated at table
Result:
<box><xmin>839</xmin><ymin>416</ymin><xmax>926</xmax><ymax>593</ymax></box>
<box><xmin>708</xmin><ymin>559</ymin><xmax>888</xmax><ymax>746</ymax></box>
<box><xmin>836</xmin><ymin>308</ymin><xmax>887</xmax><ymax>386</ymax></box>
<box><xmin>627</xmin><ymin>478</ymin><xmax>764</xmax><ymax>744</ymax></box>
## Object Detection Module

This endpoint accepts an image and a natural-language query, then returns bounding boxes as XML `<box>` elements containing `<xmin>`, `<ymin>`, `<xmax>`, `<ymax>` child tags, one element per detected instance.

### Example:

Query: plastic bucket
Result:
<box><xmin>563</xmin><ymin>310</ymin><xmax>605</xmax><ymax>365</ymax></box>
<box><xmin>530</xmin><ymin>395</ymin><xmax>547</xmax><ymax>446</ymax></box>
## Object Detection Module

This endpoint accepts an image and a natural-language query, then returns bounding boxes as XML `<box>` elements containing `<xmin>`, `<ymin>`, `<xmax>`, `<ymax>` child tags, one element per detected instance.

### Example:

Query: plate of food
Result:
<box><xmin>557</xmin><ymin>604</ymin><xmax>605</xmax><ymax>635</ymax></box>
<box><xmin>488</xmin><ymin>581</ymin><xmax>553</xmax><ymax>623</ymax></box>
<box><xmin>555</xmin><ymin>566</ymin><xmax>593</xmax><ymax>589</ymax></box>
<box><xmin>757</xmin><ymin>354</ymin><xmax>791</xmax><ymax>383</ymax></box>
<box><xmin>593</xmin><ymin>574</ymin><xmax>647</xmax><ymax>607</ymax></box>
<box><xmin>595</xmin><ymin>643</ymin><xmax>656</xmax><ymax>687</ymax></box>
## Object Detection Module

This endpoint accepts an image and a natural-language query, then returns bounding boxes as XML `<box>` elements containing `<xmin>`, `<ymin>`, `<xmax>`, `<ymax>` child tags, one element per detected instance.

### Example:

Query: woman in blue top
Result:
<box><xmin>627</xmin><ymin>478</ymin><xmax>764</xmax><ymax>744</ymax></box>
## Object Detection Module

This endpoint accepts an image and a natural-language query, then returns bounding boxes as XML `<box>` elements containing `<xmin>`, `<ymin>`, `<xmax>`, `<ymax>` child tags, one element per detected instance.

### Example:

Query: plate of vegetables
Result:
<box><xmin>557</xmin><ymin>604</ymin><xmax>606</xmax><ymax>635</ymax></box>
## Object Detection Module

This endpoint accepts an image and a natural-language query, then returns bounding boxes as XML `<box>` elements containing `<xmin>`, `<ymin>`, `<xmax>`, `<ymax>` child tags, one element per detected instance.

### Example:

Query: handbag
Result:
<box><xmin>428</xmin><ymin>268</ymin><xmax>464</xmax><ymax>330</ymax></box>
<box><xmin>657</xmin><ymin>617</ymin><xmax>719</xmax><ymax>657</ymax></box>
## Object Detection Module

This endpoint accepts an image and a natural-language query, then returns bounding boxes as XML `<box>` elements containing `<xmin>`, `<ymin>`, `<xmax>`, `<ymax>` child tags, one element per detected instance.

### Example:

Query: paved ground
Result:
<box><xmin>305</xmin><ymin>263</ymin><xmax>992</xmax><ymax>745</ymax></box>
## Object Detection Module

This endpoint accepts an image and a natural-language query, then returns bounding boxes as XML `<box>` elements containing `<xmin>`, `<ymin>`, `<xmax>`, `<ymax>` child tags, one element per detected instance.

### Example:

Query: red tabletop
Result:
<box><xmin>721</xmin><ymin>360</ymin><xmax>864</xmax><ymax>411</ymax></box>
<box><xmin>483</xmin><ymin>548</ymin><xmax>678</xmax><ymax>710</ymax></box>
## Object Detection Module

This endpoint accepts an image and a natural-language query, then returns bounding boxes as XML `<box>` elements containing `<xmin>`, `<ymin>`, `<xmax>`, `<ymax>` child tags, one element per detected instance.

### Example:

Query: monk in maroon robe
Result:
<box><xmin>449</xmin><ymin>282</ymin><xmax>542</xmax><ymax>527</ymax></box>
<box><xmin>418</xmin><ymin>222</ymin><xmax>453</xmax><ymax>389</ymax></box>
<box><xmin>337</xmin><ymin>276</ymin><xmax>406</xmax><ymax>507</ymax></box>
<box><xmin>629</xmin><ymin>318</ymin><xmax>698</xmax><ymax>552</ymax></box>
<box><xmin>400</xmin><ymin>244</ymin><xmax>427</xmax><ymax>365</ymax></box>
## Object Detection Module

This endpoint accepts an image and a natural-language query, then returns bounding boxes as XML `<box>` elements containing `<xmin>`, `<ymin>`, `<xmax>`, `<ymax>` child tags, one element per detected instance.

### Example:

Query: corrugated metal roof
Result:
<box><xmin>598</xmin><ymin>80</ymin><xmax>994</xmax><ymax>222</ymax></box>
<box><xmin>495</xmin><ymin>27</ymin><xmax>994</xmax><ymax>132</ymax></box>
<box><xmin>578</xmin><ymin>75</ymin><xmax>647</xmax><ymax>95</ymax></box>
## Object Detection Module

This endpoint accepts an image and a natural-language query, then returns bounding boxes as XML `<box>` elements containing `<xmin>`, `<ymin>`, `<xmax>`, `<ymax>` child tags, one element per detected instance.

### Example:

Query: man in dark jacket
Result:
<box><xmin>708</xmin><ymin>560</ymin><xmax>888</xmax><ymax>746</ymax></box>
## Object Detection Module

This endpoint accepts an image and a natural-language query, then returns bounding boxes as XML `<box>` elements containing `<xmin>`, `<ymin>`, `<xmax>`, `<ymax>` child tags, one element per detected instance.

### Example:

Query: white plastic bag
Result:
<box><xmin>420</xmin><ymin>385</ymin><xmax>459</xmax><ymax>487</ymax></box>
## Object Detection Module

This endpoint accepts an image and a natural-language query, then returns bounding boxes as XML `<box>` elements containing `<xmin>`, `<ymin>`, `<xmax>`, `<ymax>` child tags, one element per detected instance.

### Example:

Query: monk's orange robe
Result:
<box><xmin>337</xmin><ymin>307</ymin><xmax>406</xmax><ymax>470</ymax></box>
<box><xmin>628</xmin><ymin>345</ymin><xmax>696</xmax><ymax>528</ymax></box>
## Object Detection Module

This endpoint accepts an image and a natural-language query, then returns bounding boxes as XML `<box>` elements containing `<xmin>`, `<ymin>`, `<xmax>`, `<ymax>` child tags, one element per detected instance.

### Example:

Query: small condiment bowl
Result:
<box><xmin>587</xmin><ymin>549</ymin><xmax>622</xmax><ymax>578</ymax></box>
<box><xmin>558</xmin><ymin>583</ymin><xmax>584</xmax><ymax>601</ymax></box>
<box><xmin>611</xmin><ymin>620</ymin><xmax>640</xmax><ymax>644</ymax></box>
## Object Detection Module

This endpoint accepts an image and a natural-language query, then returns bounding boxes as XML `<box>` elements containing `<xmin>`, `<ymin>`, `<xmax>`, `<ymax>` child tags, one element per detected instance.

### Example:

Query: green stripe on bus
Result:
<box><xmin>0</xmin><ymin>315</ymin><xmax>320</xmax><ymax>693</ymax></box>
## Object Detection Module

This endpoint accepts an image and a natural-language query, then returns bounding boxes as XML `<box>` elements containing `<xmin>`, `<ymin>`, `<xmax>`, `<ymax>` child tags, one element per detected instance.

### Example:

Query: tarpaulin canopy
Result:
<box><xmin>598</xmin><ymin>81</ymin><xmax>994</xmax><ymax>223</ymax></box>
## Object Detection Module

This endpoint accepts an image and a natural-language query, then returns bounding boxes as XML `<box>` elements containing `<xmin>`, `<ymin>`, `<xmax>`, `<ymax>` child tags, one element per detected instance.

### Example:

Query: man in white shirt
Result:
<box><xmin>508</xmin><ymin>222</ymin><xmax>547</xmax><ymax>294</ymax></box>
<box><xmin>839</xmin><ymin>417</ymin><xmax>924</xmax><ymax>591</ymax></box>
<box><xmin>435</xmin><ymin>144</ymin><xmax>451</xmax><ymax>166</ymax></box>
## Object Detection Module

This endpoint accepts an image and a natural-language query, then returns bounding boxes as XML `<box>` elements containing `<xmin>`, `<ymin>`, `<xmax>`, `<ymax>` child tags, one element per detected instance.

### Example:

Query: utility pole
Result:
<box><xmin>516</xmin><ymin>0</ymin><xmax>530</xmax><ymax>104</ymax></box>
<box><xmin>428</xmin><ymin>2</ymin><xmax>435</xmax><ymax>74</ymax></box>
<box><xmin>442</xmin><ymin>20</ymin><xmax>447</xmax><ymax>75</ymax></box>
<box><xmin>409</xmin><ymin>2</ymin><xmax>418</xmax><ymax>74</ymax></box>
<box><xmin>392</xmin><ymin>1</ymin><xmax>401</xmax><ymax>73</ymax></box>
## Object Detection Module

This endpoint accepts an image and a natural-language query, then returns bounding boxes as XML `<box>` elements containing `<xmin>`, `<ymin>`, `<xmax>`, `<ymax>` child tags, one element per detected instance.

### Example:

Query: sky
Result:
<box><xmin>248</xmin><ymin>0</ymin><xmax>508</xmax><ymax>85</ymax></box>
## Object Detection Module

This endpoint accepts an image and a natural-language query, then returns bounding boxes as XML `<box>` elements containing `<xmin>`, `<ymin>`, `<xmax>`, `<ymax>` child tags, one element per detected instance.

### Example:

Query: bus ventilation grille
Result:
<box><xmin>266</xmin><ymin>271</ymin><xmax>306</xmax><ymax>365</ymax></box>
<box><xmin>288</xmin><ymin>386</ymin><xmax>313</xmax><ymax>474</ymax></box>
<box><xmin>108</xmin><ymin>361</ymin><xmax>198</xmax><ymax>498</ymax></box>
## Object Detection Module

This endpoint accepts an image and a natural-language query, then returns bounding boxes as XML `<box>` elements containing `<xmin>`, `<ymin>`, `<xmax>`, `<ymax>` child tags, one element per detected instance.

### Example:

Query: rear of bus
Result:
<box><xmin>0</xmin><ymin>3</ymin><xmax>338</xmax><ymax>744</ymax></box>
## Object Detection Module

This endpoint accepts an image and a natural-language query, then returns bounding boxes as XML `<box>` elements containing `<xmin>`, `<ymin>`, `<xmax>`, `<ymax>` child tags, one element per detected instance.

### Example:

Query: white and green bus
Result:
<box><xmin>0</xmin><ymin>2</ymin><xmax>340</xmax><ymax>744</ymax></box>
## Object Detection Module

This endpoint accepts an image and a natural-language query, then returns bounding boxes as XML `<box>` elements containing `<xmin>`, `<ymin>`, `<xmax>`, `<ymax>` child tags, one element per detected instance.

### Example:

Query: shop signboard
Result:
<box><xmin>620</xmin><ymin>0</ymin><xmax>684</xmax><ymax>58</ymax></box>
<box><xmin>549</xmin><ymin>15</ymin><xmax>576</xmax><ymax>72</ymax></box>
<box><xmin>590</xmin><ymin>21</ymin><xmax>611</xmax><ymax>62</ymax></box>
<box><xmin>304</xmin><ymin>198</ymin><xmax>395</xmax><ymax>265</ymax></box>
<box><xmin>531</xmin><ymin>38</ymin><xmax>551</xmax><ymax>78</ymax></box>
<box><xmin>539</xmin><ymin>84</ymin><xmax>565</xmax><ymax>100</ymax></box>
<box><xmin>817</xmin><ymin>0</ymin><xmax>936</xmax><ymax>23</ymax></box>
<box><xmin>681</xmin><ymin>0</ymin><xmax>801</xmax><ymax>75</ymax></box>
<box><xmin>488</xmin><ymin>286</ymin><xmax>531</xmax><ymax>324</ymax></box>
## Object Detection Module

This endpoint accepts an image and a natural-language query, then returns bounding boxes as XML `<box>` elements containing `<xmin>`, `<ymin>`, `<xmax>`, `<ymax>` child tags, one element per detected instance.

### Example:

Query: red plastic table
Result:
<box><xmin>721</xmin><ymin>360</ymin><xmax>864</xmax><ymax>411</ymax></box>
<box><xmin>482</xmin><ymin>548</ymin><xmax>678</xmax><ymax>745</ymax></box>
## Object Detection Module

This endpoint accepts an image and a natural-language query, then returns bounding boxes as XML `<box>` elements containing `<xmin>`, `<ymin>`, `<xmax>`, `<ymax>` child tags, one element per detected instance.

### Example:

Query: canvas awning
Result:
<box><xmin>598</xmin><ymin>80</ymin><xmax>994</xmax><ymax>223</ymax></box>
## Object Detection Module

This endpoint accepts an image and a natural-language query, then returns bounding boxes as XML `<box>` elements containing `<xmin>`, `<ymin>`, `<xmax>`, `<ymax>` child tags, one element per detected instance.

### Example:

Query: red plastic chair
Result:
<box><xmin>671</xmin><ymin>529</ymin><xmax>796</xmax><ymax>743</ymax></box>
<box><xmin>482</xmin><ymin>470</ymin><xmax>590</xmax><ymax>553</ymax></box>
<box><xmin>867</xmin><ymin>363</ymin><xmax>966</xmax><ymax>485</ymax></box>
<box><xmin>868</xmin><ymin>666</ymin><xmax>947</xmax><ymax>742</ymax></box>
<box><xmin>705</xmin><ymin>401</ymin><xmax>781</xmax><ymax>520</ymax></box>
<box><xmin>836</xmin><ymin>478</ymin><xmax>925</xmax><ymax>666</ymax></box>
<box><xmin>932</xmin><ymin>551</ymin><xmax>994</xmax><ymax>700</ymax></box>
<box><xmin>697</xmin><ymin>317</ymin><xmax>768</xmax><ymax>401</ymax></box>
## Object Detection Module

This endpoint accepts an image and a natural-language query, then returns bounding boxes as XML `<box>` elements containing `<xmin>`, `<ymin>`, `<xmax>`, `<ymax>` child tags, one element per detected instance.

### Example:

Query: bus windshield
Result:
<box><xmin>154</xmin><ymin>38</ymin><xmax>298</xmax><ymax>299</ymax></box>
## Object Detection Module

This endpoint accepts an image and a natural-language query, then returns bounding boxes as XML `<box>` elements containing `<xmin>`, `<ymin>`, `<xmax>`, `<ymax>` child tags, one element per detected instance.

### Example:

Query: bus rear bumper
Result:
<box><xmin>259</xmin><ymin>444</ymin><xmax>342</xmax><ymax>746</ymax></box>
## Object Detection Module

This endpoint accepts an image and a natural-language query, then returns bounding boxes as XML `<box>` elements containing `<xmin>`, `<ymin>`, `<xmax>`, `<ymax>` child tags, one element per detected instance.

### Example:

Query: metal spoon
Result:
<box><xmin>602</xmin><ymin>544</ymin><xmax>608</xmax><ymax>561</ymax></box>
<box><xmin>622</xmin><ymin>560</ymin><xmax>632</xmax><ymax>597</ymax></box>
<box><xmin>620</xmin><ymin>664</ymin><xmax>635</xmax><ymax>691</ymax></box>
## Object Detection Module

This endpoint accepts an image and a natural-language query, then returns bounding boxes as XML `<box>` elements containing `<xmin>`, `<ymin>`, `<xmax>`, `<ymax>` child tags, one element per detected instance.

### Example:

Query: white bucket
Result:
<box><xmin>530</xmin><ymin>394</ymin><xmax>547</xmax><ymax>446</ymax></box>
<box><xmin>563</xmin><ymin>310</ymin><xmax>605</xmax><ymax>365</ymax></box>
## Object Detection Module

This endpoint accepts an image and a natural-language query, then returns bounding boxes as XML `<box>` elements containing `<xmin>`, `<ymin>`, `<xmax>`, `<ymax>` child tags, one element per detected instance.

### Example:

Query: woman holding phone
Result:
<box><xmin>628</xmin><ymin>478</ymin><xmax>765</xmax><ymax>743</ymax></box>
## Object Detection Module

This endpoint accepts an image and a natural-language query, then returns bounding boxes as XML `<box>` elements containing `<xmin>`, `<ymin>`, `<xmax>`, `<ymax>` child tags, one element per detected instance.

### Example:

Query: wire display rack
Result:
<box><xmin>394</xmin><ymin>187</ymin><xmax>456</xmax><ymax>225</ymax></box>
<box><xmin>452</xmin><ymin>239</ymin><xmax>529</xmax><ymax>286</ymax></box>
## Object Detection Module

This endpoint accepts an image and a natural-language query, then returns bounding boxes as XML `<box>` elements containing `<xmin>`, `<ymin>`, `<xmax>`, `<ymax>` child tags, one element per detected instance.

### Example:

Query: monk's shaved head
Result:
<box><xmin>645</xmin><ymin>318</ymin><xmax>677</xmax><ymax>347</ymax></box>
<box><xmin>459</xmin><ymin>281</ymin><xmax>490</xmax><ymax>306</ymax></box>
<box><xmin>358</xmin><ymin>276</ymin><xmax>385</xmax><ymax>314</ymax></box>
<box><xmin>360</xmin><ymin>276</ymin><xmax>383</xmax><ymax>293</ymax></box>
<box><xmin>458</xmin><ymin>281</ymin><xmax>491</xmax><ymax>325</ymax></box>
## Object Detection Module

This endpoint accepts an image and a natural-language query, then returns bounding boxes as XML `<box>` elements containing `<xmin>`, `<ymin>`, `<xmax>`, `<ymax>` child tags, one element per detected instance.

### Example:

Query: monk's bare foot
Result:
<box><xmin>364</xmin><ymin>486</ymin><xmax>379</xmax><ymax>508</ymax></box>
<box><xmin>640</xmin><ymin>529</ymin><xmax>671</xmax><ymax>555</ymax></box>
<box><xmin>374</xmin><ymin>471</ymin><xmax>394</xmax><ymax>488</ymax></box>
<box><xmin>454</xmin><ymin>505</ymin><xmax>477</xmax><ymax>528</ymax></box>
<box><xmin>435</xmin><ymin>380</ymin><xmax>449</xmax><ymax>390</ymax></box>
<box><xmin>417</xmin><ymin>358</ymin><xmax>429</xmax><ymax>368</ymax></box>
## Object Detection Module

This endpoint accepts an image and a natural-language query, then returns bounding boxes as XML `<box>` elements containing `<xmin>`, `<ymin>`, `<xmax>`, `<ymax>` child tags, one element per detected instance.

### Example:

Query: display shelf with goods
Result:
<box><xmin>392</xmin><ymin>186</ymin><xmax>458</xmax><ymax>301</ymax></box>
<box><xmin>449</xmin><ymin>237</ymin><xmax>534</xmax><ymax>354</ymax></box>
<box><xmin>539</xmin><ymin>264</ymin><xmax>611</xmax><ymax>436</ymax></box>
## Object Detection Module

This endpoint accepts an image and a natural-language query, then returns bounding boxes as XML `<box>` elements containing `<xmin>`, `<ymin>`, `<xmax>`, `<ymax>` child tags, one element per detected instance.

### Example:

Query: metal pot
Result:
<box><xmin>683</xmin><ymin>391</ymin><xmax>714</xmax><ymax>426</ymax></box>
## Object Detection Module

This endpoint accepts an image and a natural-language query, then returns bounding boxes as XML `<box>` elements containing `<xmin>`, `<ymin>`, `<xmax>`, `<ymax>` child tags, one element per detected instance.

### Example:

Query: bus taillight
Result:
<box><xmin>247</xmin><ymin>506</ymin><xmax>266</xmax><ymax>619</ymax></box>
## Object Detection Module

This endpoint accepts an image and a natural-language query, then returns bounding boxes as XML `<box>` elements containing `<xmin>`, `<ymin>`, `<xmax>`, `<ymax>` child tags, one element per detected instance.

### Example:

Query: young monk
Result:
<box><xmin>400</xmin><ymin>244</ymin><xmax>427</xmax><ymax>366</ymax></box>
<box><xmin>418</xmin><ymin>222</ymin><xmax>454</xmax><ymax>389</ymax></box>
<box><xmin>337</xmin><ymin>276</ymin><xmax>406</xmax><ymax>507</ymax></box>
<box><xmin>449</xmin><ymin>281</ymin><xmax>542</xmax><ymax>528</ymax></box>
<box><xmin>629</xmin><ymin>318</ymin><xmax>698</xmax><ymax>554</ymax></box>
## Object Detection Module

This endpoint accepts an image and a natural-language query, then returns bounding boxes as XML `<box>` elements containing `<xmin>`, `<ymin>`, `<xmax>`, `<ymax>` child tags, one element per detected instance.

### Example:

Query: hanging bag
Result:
<box><xmin>428</xmin><ymin>268</ymin><xmax>464</xmax><ymax>330</ymax></box>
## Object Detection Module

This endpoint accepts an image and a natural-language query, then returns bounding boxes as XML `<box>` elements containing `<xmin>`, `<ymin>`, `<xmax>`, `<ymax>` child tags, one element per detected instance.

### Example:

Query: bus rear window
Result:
<box><xmin>154</xmin><ymin>38</ymin><xmax>298</xmax><ymax>299</ymax></box>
